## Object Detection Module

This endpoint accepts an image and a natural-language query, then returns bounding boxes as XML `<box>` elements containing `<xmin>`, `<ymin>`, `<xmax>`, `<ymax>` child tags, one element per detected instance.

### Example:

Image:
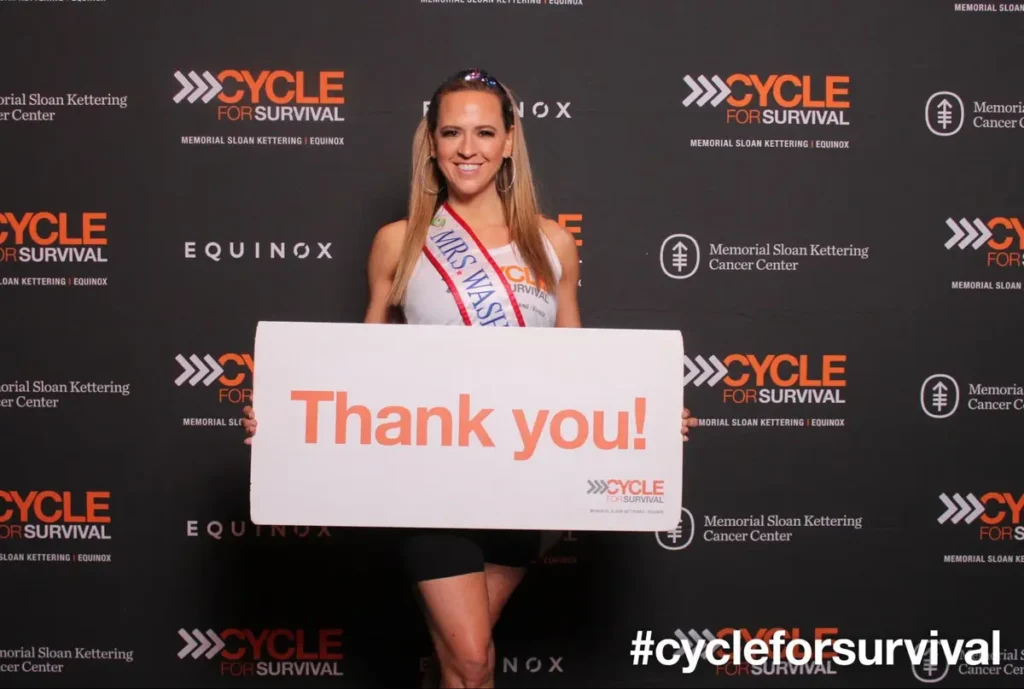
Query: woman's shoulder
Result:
<box><xmin>536</xmin><ymin>214</ymin><xmax>578</xmax><ymax>264</ymax></box>
<box><xmin>370</xmin><ymin>218</ymin><xmax>409</xmax><ymax>254</ymax></box>
<box><xmin>375</xmin><ymin>218</ymin><xmax>409</xmax><ymax>244</ymax></box>
<box><xmin>367</xmin><ymin>218</ymin><xmax>409</xmax><ymax>274</ymax></box>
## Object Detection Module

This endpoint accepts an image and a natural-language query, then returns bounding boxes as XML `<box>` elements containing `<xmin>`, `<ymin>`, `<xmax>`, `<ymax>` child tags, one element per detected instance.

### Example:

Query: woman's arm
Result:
<box><xmin>363</xmin><ymin>220</ymin><xmax>407</xmax><ymax>324</ymax></box>
<box><xmin>540</xmin><ymin>217</ymin><xmax>582</xmax><ymax>328</ymax></box>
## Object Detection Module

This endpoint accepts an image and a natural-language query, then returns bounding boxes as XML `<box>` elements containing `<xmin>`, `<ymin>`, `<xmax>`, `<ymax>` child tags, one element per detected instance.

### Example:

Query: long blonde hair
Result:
<box><xmin>387</xmin><ymin>69</ymin><xmax>557</xmax><ymax>306</ymax></box>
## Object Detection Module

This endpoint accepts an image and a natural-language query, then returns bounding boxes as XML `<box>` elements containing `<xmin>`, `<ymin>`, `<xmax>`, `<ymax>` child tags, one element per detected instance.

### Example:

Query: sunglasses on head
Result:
<box><xmin>457</xmin><ymin>69</ymin><xmax>501</xmax><ymax>90</ymax></box>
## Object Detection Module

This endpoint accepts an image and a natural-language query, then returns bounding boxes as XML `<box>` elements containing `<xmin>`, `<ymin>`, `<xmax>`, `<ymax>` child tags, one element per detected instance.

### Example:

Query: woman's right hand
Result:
<box><xmin>241</xmin><ymin>405</ymin><xmax>257</xmax><ymax>445</ymax></box>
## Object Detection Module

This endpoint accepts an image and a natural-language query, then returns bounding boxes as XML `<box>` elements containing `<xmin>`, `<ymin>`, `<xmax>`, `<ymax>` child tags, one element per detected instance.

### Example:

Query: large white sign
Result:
<box><xmin>248</xmin><ymin>321</ymin><xmax>684</xmax><ymax>532</ymax></box>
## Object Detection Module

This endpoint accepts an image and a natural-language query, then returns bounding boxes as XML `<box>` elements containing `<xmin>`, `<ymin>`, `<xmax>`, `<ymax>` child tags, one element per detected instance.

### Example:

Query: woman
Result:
<box><xmin>242</xmin><ymin>68</ymin><xmax>697</xmax><ymax>688</ymax></box>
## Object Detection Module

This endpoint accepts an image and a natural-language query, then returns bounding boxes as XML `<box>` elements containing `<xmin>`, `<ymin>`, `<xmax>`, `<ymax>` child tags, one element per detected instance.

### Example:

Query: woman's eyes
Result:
<box><xmin>442</xmin><ymin>130</ymin><xmax>494</xmax><ymax>137</ymax></box>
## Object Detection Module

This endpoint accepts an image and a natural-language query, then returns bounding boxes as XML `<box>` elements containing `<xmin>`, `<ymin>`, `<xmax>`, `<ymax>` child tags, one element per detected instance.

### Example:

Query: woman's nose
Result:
<box><xmin>457</xmin><ymin>137</ymin><xmax>477</xmax><ymax>158</ymax></box>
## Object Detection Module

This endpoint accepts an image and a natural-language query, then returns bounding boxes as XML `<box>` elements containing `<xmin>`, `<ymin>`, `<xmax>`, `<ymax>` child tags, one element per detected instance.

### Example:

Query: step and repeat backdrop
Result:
<box><xmin>2</xmin><ymin>1</ymin><xmax>1022</xmax><ymax>687</ymax></box>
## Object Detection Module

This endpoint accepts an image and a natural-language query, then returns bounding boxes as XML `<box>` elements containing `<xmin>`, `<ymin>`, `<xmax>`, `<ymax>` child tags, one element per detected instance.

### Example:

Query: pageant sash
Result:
<box><xmin>422</xmin><ymin>202</ymin><xmax>527</xmax><ymax>327</ymax></box>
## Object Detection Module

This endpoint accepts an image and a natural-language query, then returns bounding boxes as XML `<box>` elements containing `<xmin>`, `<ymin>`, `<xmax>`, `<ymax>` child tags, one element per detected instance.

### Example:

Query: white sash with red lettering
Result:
<box><xmin>421</xmin><ymin>202</ymin><xmax>526</xmax><ymax>327</ymax></box>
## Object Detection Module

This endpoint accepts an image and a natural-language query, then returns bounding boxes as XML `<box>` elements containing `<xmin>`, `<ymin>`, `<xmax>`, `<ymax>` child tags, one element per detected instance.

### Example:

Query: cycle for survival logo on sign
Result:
<box><xmin>687</xmin><ymin>352</ymin><xmax>849</xmax><ymax>430</ymax></box>
<box><xmin>681</xmin><ymin>72</ymin><xmax>852</xmax><ymax>151</ymax></box>
<box><xmin>0</xmin><ymin>490</ymin><xmax>114</xmax><ymax>565</ymax></box>
<box><xmin>174</xmin><ymin>349</ymin><xmax>253</xmax><ymax>428</ymax></box>
<box><xmin>942</xmin><ymin>214</ymin><xmax>1024</xmax><ymax>293</ymax></box>
<box><xmin>176</xmin><ymin>628</ymin><xmax>343</xmax><ymax>679</ymax></box>
<box><xmin>0</xmin><ymin>211</ymin><xmax>111</xmax><ymax>289</ymax></box>
<box><xmin>172</xmin><ymin>69</ymin><xmax>346</xmax><ymax>149</ymax></box>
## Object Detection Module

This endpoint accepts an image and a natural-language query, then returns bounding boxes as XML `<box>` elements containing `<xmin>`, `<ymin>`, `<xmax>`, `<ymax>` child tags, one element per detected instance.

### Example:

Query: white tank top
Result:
<box><xmin>402</xmin><ymin>236</ymin><xmax>562</xmax><ymax>327</ymax></box>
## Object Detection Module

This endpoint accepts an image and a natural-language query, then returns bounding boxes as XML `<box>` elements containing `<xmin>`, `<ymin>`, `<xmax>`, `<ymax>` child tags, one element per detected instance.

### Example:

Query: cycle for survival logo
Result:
<box><xmin>174</xmin><ymin>350</ymin><xmax>253</xmax><ymax>428</ymax></box>
<box><xmin>0</xmin><ymin>490</ymin><xmax>114</xmax><ymax>565</ymax></box>
<box><xmin>681</xmin><ymin>72</ymin><xmax>852</xmax><ymax>151</ymax></box>
<box><xmin>176</xmin><ymin>628</ymin><xmax>343</xmax><ymax>678</ymax></box>
<box><xmin>0</xmin><ymin>211</ymin><xmax>111</xmax><ymax>288</ymax></box>
<box><xmin>937</xmin><ymin>490</ymin><xmax>1023</xmax><ymax>566</ymax></box>
<box><xmin>942</xmin><ymin>214</ymin><xmax>1023</xmax><ymax>293</ymax></box>
<box><xmin>688</xmin><ymin>352</ymin><xmax>849</xmax><ymax>430</ymax></box>
<box><xmin>172</xmin><ymin>69</ymin><xmax>346</xmax><ymax>149</ymax></box>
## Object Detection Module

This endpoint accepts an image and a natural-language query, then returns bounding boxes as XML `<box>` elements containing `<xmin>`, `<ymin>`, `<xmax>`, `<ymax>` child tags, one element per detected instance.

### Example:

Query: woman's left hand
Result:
<box><xmin>681</xmin><ymin>407</ymin><xmax>698</xmax><ymax>442</ymax></box>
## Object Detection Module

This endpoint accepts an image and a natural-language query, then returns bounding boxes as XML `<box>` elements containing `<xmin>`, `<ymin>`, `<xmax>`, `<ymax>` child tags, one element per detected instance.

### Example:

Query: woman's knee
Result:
<box><xmin>443</xmin><ymin>637</ymin><xmax>494</xmax><ymax>686</ymax></box>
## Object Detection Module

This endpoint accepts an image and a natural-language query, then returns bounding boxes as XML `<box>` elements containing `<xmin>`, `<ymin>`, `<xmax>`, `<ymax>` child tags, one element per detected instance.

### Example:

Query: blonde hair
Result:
<box><xmin>387</xmin><ymin>70</ymin><xmax>557</xmax><ymax>306</ymax></box>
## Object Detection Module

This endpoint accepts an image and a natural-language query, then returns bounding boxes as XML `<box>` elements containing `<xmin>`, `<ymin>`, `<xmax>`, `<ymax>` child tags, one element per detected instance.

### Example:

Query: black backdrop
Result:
<box><xmin>2</xmin><ymin>1</ymin><xmax>1023</xmax><ymax>687</ymax></box>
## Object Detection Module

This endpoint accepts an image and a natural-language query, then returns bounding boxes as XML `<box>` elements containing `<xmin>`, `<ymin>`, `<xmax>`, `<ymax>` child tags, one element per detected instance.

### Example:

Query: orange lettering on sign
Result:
<box><xmin>218</xmin><ymin>353</ymin><xmax>254</xmax><ymax>387</ymax></box>
<box><xmin>0</xmin><ymin>212</ymin><xmax>107</xmax><ymax>246</ymax></box>
<box><xmin>979</xmin><ymin>492</ymin><xmax>1024</xmax><ymax>525</ymax></box>
<box><xmin>557</xmin><ymin>213</ymin><xmax>583</xmax><ymax>246</ymax></box>
<box><xmin>607</xmin><ymin>480</ymin><xmax>664</xmax><ymax>496</ymax></box>
<box><xmin>219</xmin><ymin>629</ymin><xmax>247</xmax><ymax>661</ymax></box>
<box><xmin>286</xmin><ymin>391</ymin><xmax>650</xmax><ymax>461</ymax></box>
<box><xmin>716</xmin><ymin>626</ymin><xmax>838</xmax><ymax>661</ymax></box>
<box><xmin>289</xmin><ymin>390</ymin><xmax>495</xmax><ymax>448</ymax></box>
<box><xmin>502</xmin><ymin>265</ymin><xmax>548</xmax><ymax>291</ymax></box>
<box><xmin>816</xmin><ymin>627</ymin><xmax>839</xmax><ymax>660</ymax></box>
<box><xmin>219</xmin><ymin>629</ymin><xmax>343</xmax><ymax>661</ymax></box>
<box><xmin>722</xmin><ymin>354</ymin><xmax>846</xmax><ymax>387</ymax></box>
<box><xmin>986</xmin><ymin>218</ymin><xmax>1024</xmax><ymax>251</ymax></box>
<box><xmin>512</xmin><ymin>396</ymin><xmax>647</xmax><ymax>459</ymax></box>
<box><xmin>0</xmin><ymin>490</ymin><xmax>110</xmax><ymax>523</ymax></box>
<box><xmin>725</xmin><ymin>74</ymin><xmax>850</xmax><ymax>109</ymax></box>
<box><xmin>216</xmin><ymin>70</ymin><xmax>344</xmax><ymax>105</ymax></box>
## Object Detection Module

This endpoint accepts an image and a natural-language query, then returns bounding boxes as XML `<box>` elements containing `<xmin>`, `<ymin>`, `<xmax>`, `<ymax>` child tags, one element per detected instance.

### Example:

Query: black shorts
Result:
<box><xmin>399</xmin><ymin>528</ymin><xmax>541</xmax><ymax>582</ymax></box>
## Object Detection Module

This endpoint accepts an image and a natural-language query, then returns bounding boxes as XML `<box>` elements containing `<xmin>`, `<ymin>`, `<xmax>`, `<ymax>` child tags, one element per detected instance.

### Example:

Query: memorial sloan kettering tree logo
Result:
<box><xmin>172</xmin><ymin>68</ymin><xmax>346</xmax><ymax>148</ymax></box>
<box><xmin>920</xmin><ymin>373</ymin><xmax>1023</xmax><ymax>419</ymax></box>
<box><xmin>680</xmin><ymin>352</ymin><xmax>849</xmax><ymax>430</ymax></box>
<box><xmin>659</xmin><ymin>233</ymin><xmax>869</xmax><ymax>280</ymax></box>
<box><xmin>680</xmin><ymin>71</ymin><xmax>852</xmax><ymax>151</ymax></box>
<box><xmin>926</xmin><ymin>89</ymin><xmax>1024</xmax><ymax>137</ymax></box>
<box><xmin>656</xmin><ymin>506</ymin><xmax>862</xmax><ymax>552</ymax></box>
<box><xmin>925</xmin><ymin>91</ymin><xmax>965</xmax><ymax>136</ymax></box>
<box><xmin>660</xmin><ymin>234</ymin><xmax>700</xmax><ymax>279</ymax></box>
<box><xmin>909</xmin><ymin>641</ymin><xmax>1024</xmax><ymax>683</ymax></box>
<box><xmin>176</xmin><ymin>628</ymin><xmax>343</xmax><ymax>678</ymax></box>
<box><xmin>920</xmin><ymin>374</ymin><xmax>959</xmax><ymax>419</ymax></box>
<box><xmin>656</xmin><ymin>507</ymin><xmax>695</xmax><ymax>551</ymax></box>
<box><xmin>942</xmin><ymin>214</ymin><xmax>1023</xmax><ymax>292</ymax></box>
<box><xmin>0</xmin><ymin>211</ymin><xmax>111</xmax><ymax>288</ymax></box>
